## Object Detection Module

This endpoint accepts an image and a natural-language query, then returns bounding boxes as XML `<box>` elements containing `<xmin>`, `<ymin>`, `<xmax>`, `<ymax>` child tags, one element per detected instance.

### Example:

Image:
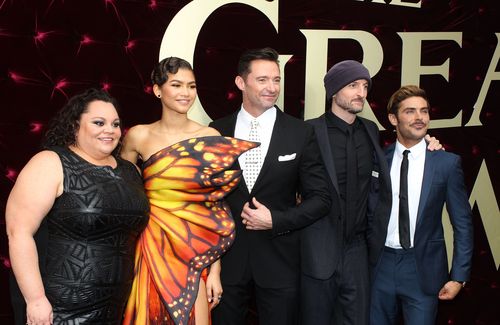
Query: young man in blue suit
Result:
<box><xmin>368</xmin><ymin>85</ymin><xmax>473</xmax><ymax>325</ymax></box>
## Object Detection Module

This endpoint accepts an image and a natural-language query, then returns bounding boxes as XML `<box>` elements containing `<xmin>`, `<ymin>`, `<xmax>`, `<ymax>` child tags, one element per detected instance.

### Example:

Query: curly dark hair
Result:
<box><xmin>42</xmin><ymin>88</ymin><xmax>120</xmax><ymax>150</ymax></box>
<box><xmin>151</xmin><ymin>57</ymin><xmax>194</xmax><ymax>87</ymax></box>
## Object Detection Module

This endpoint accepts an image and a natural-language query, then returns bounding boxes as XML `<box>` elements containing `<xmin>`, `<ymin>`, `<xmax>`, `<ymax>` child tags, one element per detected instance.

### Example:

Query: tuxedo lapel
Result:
<box><xmin>312</xmin><ymin>116</ymin><xmax>339</xmax><ymax>193</ymax></box>
<box><xmin>383</xmin><ymin>143</ymin><xmax>396</xmax><ymax>228</ymax></box>
<box><xmin>385</xmin><ymin>144</ymin><xmax>395</xmax><ymax>169</ymax></box>
<box><xmin>218</xmin><ymin>112</ymin><xmax>237</xmax><ymax>137</ymax></box>
<box><xmin>360</xmin><ymin>118</ymin><xmax>377</xmax><ymax>147</ymax></box>
<box><xmin>416</xmin><ymin>150</ymin><xmax>434</xmax><ymax>228</ymax></box>
<box><xmin>217</xmin><ymin>111</ymin><xmax>248</xmax><ymax>193</ymax></box>
<box><xmin>250</xmin><ymin>108</ymin><xmax>283</xmax><ymax>193</ymax></box>
<box><xmin>360</xmin><ymin>119</ymin><xmax>390</xmax><ymax>178</ymax></box>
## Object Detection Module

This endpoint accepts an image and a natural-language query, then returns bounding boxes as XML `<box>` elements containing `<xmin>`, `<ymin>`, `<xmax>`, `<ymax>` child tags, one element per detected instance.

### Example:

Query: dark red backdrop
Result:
<box><xmin>0</xmin><ymin>0</ymin><xmax>498</xmax><ymax>324</ymax></box>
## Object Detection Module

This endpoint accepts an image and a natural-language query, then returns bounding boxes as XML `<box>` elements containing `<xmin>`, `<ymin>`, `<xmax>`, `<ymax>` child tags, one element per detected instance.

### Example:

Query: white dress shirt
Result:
<box><xmin>385</xmin><ymin>138</ymin><xmax>426</xmax><ymax>249</ymax></box>
<box><xmin>235</xmin><ymin>106</ymin><xmax>276</xmax><ymax>187</ymax></box>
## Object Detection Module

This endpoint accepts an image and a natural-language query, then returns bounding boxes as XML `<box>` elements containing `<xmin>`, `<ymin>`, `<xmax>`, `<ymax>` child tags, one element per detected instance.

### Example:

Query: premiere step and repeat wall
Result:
<box><xmin>0</xmin><ymin>0</ymin><xmax>498</xmax><ymax>323</ymax></box>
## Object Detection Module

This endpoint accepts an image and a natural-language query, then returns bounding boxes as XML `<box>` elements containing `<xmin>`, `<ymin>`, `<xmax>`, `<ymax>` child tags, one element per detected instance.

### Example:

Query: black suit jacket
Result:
<box><xmin>301</xmin><ymin>114</ymin><xmax>390</xmax><ymax>280</ymax></box>
<box><xmin>210</xmin><ymin>108</ymin><xmax>331</xmax><ymax>288</ymax></box>
<box><xmin>368</xmin><ymin>144</ymin><xmax>473</xmax><ymax>294</ymax></box>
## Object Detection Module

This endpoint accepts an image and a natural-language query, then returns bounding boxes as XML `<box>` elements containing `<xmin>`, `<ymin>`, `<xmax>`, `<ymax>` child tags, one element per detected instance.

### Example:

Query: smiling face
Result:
<box><xmin>75</xmin><ymin>100</ymin><xmax>121</xmax><ymax>159</ymax></box>
<box><xmin>389</xmin><ymin>96</ymin><xmax>430</xmax><ymax>148</ymax></box>
<box><xmin>154</xmin><ymin>68</ymin><xmax>197</xmax><ymax>114</ymax></box>
<box><xmin>235</xmin><ymin>59</ymin><xmax>280</xmax><ymax>116</ymax></box>
<box><xmin>332</xmin><ymin>79</ymin><xmax>369</xmax><ymax>115</ymax></box>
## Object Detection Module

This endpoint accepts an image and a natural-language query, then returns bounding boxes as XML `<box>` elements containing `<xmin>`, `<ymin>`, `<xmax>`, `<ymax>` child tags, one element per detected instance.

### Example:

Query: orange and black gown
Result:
<box><xmin>123</xmin><ymin>136</ymin><xmax>257</xmax><ymax>325</ymax></box>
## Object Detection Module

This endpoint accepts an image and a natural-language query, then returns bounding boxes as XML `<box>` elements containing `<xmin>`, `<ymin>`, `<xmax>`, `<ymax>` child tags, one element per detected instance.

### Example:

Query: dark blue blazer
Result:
<box><xmin>368</xmin><ymin>143</ymin><xmax>473</xmax><ymax>295</ymax></box>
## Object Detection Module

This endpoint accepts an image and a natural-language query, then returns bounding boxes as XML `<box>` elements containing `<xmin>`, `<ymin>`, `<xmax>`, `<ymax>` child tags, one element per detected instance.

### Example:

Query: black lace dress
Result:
<box><xmin>9</xmin><ymin>147</ymin><xmax>149</xmax><ymax>325</ymax></box>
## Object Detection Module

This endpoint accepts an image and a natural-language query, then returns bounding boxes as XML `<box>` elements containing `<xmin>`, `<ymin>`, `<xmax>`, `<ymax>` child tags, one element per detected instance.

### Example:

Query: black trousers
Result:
<box><xmin>212</xmin><ymin>266</ymin><xmax>299</xmax><ymax>325</ymax></box>
<box><xmin>300</xmin><ymin>236</ymin><xmax>370</xmax><ymax>325</ymax></box>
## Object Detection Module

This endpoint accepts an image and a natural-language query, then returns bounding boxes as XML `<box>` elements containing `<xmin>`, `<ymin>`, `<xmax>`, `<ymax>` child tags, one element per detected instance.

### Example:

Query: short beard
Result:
<box><xmin>347</xmin><ymin>106</ymin><xmax>363</xmax><ymax>114</ymax></box>
<box><xmin>334</xmin><ymin>96</ymin><xmax>364</xmax><ymax>115</ymax></box>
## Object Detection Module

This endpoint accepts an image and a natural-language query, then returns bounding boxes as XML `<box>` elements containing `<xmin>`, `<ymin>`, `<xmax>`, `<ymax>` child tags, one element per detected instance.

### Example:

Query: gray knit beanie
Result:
<box><xmin>324</xmin><ymin>60</ymin><xmax>372</xmax><ymax>98</ymax></box>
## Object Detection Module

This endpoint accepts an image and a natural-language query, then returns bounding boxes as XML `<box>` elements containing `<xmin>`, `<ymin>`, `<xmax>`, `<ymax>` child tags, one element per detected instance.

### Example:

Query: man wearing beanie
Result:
<box><xmin>300</xmin><ymin>60</ymin><xmax>385</xmax><ymax>325</ymax></box>
<box><xmin>300</xmin><ymin>61</ymin><xmax>441</xmax><ymax>325</ymax></box>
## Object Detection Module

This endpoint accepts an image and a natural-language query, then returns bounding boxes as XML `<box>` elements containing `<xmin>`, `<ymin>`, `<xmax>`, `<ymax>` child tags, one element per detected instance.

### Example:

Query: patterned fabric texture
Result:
<box><xmin>123</xmin><ymin>136</ymin><xmax>257</xmax><ymax>325</ymax></box>
<box><xmin>244</xmin><ymin>119</ymin><xmax>263</xmax><ymax>193</ymax></box>
<box><xmin>39</xmin><ymin>147</ymin><xmax>150</xmax><ymax>324</ymax></box>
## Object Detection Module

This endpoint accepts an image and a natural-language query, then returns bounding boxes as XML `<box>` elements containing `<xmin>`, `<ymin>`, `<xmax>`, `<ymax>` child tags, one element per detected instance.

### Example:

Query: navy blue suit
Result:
<box><xmin>368</xmin><ymin>144</ymin><xmax>473</xmax><ymax>324</ymax></box>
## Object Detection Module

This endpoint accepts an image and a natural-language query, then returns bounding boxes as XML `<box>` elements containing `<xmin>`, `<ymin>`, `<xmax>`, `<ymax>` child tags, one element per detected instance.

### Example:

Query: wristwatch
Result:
<box><xmin>454</xmin><ymin>280</ymin><xmax>466</xmax><ymax>288</ymax></box>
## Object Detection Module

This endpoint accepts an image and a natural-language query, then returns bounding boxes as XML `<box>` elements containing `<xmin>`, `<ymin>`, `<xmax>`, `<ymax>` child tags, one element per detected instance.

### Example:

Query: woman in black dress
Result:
<box><xmin>6</xmin><ymin>88</ymin><xmax>149</xmax><ymax>325</ymax></box>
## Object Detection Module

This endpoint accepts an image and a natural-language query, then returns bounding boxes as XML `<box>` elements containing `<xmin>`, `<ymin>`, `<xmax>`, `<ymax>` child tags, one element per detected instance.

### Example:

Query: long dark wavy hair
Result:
<box><xmin>42</xmin><ymin>88</ymin><xmax>120</xmax><ymax>153</ymax></box>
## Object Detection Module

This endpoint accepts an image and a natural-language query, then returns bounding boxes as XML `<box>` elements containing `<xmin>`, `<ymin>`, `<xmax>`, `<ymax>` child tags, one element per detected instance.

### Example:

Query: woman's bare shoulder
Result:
<box><xmin>29</xmin><ymin>150</ymin><xmax>61</xmax><ymax>167</ymax></box>
<box><xmin>16</xmin><ymin>150</ymin><xmax>63</xmax><ymax>186</ymax></box>
<box><xmin>125</xmin><ymin>123</ymin><xmax>161</xmax><ymax>143</ymax></box>
<box><xmin>193</xmin><ymin>124</ymin><xmax>220</xmax><ymax>137</ymax></box>
<box><xmin>126</xmin><ymin>123</ymin><xmax>155</xmax><ymax>136</ymax></box>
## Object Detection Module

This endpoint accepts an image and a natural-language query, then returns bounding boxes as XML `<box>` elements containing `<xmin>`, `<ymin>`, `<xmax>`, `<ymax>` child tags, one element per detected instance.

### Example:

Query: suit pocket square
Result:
<box><xmin>278</xmin><ymin>153</ymin><xmax>296</xmax><ymax>162</ymax></box>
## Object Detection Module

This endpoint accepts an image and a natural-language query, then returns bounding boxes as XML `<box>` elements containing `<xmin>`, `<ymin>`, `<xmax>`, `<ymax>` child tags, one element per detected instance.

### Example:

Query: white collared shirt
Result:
<box><xmin>235</xmin><ymin>105</ymin><xmax>276</xmax><ymax>174</ymax></box>
<box><xmin>385</xmin><ymin>138</ymin><xmax>426</xmax><ymax>248</ymax></box>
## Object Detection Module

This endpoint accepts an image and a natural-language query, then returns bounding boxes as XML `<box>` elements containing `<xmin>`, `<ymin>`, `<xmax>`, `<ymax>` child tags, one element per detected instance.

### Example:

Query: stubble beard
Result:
<box><xmin>334</xmin><ymin>96</ymin><xmax>365</xmax><ymax>115</ymax></box>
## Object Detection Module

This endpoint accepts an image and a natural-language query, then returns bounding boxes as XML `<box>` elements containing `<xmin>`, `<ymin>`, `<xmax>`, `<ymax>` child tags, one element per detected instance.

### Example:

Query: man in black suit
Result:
<box><xmin>210</xmin><ymin>47</ymin><xmax>331</xmax><ymax>325</ymax></box>
<box><xmin>301</xmin><ymin>60</ymin><xmax>390</xmax><ymax>325</ymax></box>
<box><xmin>368</xmin><ymin>85</ymin><xmax>473</xmax><ymax>325</ymax></box>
